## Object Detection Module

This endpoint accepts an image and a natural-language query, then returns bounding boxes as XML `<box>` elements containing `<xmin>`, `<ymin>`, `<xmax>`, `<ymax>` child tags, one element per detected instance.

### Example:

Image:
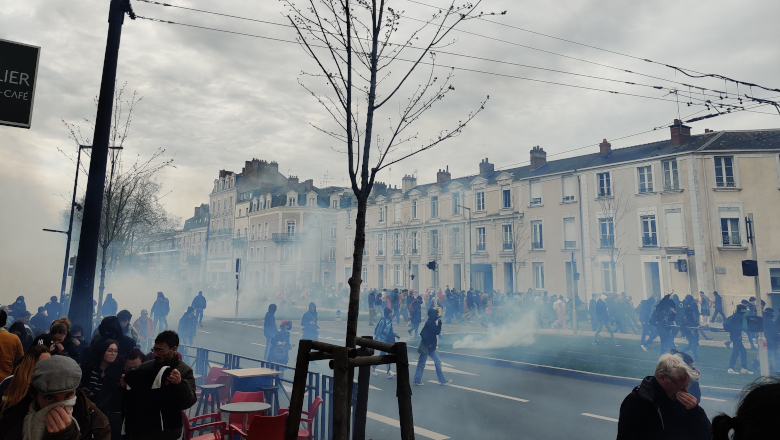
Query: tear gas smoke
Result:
<box><xmin>453</xmin><ymin>309</ymin><xmax>537</xmax><ymax>349</ymax></box>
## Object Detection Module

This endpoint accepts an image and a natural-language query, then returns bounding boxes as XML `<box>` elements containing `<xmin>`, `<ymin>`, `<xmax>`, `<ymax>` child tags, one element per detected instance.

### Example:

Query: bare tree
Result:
<box><xmin>592</xmin><ymin>186</ymin><xmax>631</xmax><ymax>294</ymax></box>
<box><xmin>284</xmin><ymin>0</ymin><xmax>495</xmax><ymax>349</ymax></box>
<box><xmin>63</xmin><ymin>84</ymin><xmax>177</xmax><ymax>314</ymax></box>
<box><xmin>501</xmin><ymin>198</ymin><xmax>530</xmax><ymax>293</ymax></box>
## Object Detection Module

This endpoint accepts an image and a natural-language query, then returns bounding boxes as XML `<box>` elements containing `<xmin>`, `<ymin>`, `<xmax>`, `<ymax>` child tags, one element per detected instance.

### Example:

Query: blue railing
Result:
<box><xmin>181</xmin><ymin>345</ymin><xmax>335</xmax><ymax>440</ymax></box>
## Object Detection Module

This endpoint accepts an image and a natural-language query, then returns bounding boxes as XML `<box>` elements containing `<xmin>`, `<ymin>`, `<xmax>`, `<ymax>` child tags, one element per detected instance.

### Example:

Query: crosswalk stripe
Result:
<box><xmin>197</xmin><ymin>330</ymin><xmax>210</xmax><ymax>334</ymax></box>
<box><xmin>366</xmin><ymin>411</ymin><xmax>449</xmax><ymax>440</ymax></box>
<box><xmin>581</xmin><ymin>413</ymin><xmax>618</xmax><ymax>422</ymax></box>
<box><xmin>701</xmin><ymin>397</ymin><xmax>727</xmax><ymax>402</ymax></box>
<box><xmin>429</xmin><ymin>381</ymin><xmax>528</xmax><ymax>402</ymax></box>
<box><xmin>251</xmin><ymin>342</ymin><xmax>265</xmax><ymax>347</ymax></box>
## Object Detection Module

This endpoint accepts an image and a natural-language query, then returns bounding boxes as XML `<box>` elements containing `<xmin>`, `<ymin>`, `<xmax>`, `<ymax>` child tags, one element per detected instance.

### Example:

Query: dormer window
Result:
<box><xmin>332</xmin><ymin>200</ymin><xmax>338</xmax><ymax>209</ymax></box>
<box><xmin>378</xmin><ymin>205</ymin><xmax>385</xmax><ymax>223</ymax></box>
<box><xmin>288</xmin><ymin>197</ymin><xmax>296</xmax><ymax>206</ymax></box>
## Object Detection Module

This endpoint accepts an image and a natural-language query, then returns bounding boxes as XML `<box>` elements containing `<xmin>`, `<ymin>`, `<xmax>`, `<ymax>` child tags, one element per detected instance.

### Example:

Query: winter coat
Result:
<box><xmin>617</xmin><ymin>376</ymin><xmax>711</xmax><ymax>440</ymax></box>
<box><xmin>763</xmin><ymin>311</ymin><xmax>780</xmax><ymax>349</ymax></box>
<box><xmin>151</xmin><ymin>298</ymin><xmax>170</xmax><ymax>318</ymax></box>
<box><xmin>102</xmin><ymin>297</ymin><xmax>118</xmax><ymax>317</ymax></box>
<box><xmin>301</xmin><ymin>303</ymin><xmax>318</xmax><ymax>340</ymax></box>
<box><xmin>420</xmin><ymin>317</ymin><xmax>442</xmax><ymax>353</ymax></box>
<box><xmin>267</xmin><ymin>330</ymin><xmax>292</xmax><ymax>365</ymax></box>
<box><xmin>121</xmin><ymin>358</ymin><xmax>197</xmax><ymax>438</ymax></box>
<box><xmin>373</xmin><ymin>318</ymin><xmax>399</xmax><ymax>345</ymax></box>
<box><xmin>191</xmin><ymin>295</ymin><xmax>207</xmax><ymax>310</ymax></box>
<box><xmin>595</xmin><ymin>299</ymin><xmax>610</xmax><ymax>323</ymax></box>
<box><xmin>44</xmin><ymin>300</ymin><xmax>62</xmax><ymax>320</ymax></box>
<box><xmin>133</xmin><ymin>317</ymin><xmax>155</xmax><ymax>341</ymax></box>
<box><xmin>723</xmin><ymin>312</ymin><xmax>745</xmax><ymax>340</ymax></box>
<box><xmin>410</xmin><ymin>300</ymin><xmax>422</xmax><ymax>325</ymax></box>
<box><xmin>79</xmin><ymin>361</ymin><xmax>124</xmax><ymax>414</ymax></box>
<box><xmin>81</xmin><ymin>317</ymin><xmax>137</xmax><ymax>363</ymax></box>
<box><xmin>30</xmin><ymin>312</ymin><xmax>50</xmax><ymax>331</ymax></box>
<box><xmin>263</xmin><ymin>311</ymin><xmax>278</xmax><ymax>340</ymax></box>
<box><xmin>177</xmin><ymin>312</ymin><xmax>197</xmax><ymax>341</ymax></box>
<box><xmin>0</xmin><ymin>389</ymin><xmax>110</xmax><ymax>440</ymax></box>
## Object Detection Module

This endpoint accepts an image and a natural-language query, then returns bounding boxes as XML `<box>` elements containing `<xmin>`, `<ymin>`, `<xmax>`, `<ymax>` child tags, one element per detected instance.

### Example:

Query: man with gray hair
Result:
<box><xmin>0</xmin><ymin>355</ymin><xmax>110</xmax><ymax>439</ymax></box>
<box><xmin>616</xmin><ymin>353</ymin><xmax>711</xmax><ymax>440</ymax></box>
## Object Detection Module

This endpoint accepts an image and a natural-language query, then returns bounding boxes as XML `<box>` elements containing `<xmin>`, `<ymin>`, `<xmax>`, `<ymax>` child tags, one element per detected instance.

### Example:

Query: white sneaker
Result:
<box><xmin>727</xmin><ymin>368</ymin><xmax>739</xmax><ymax>374</ymax></box>
<box><xmin>740</xmin><ymin>368</ymin><xmax>754</xmax><ymax>374</ymax></box>
<box><xmin>413</xmin><ymin>381</ymin><xmax>425</xmax><ymax>386</ymax></box>
<box><xmin>387</xmin><ymin>371</ymin><xmax>396</xmax><ymax>379</ymax></box>
<box><xmin>440</xmin><ymin>379</ymin><xmax>452</xmax><ymax>385</ymax></box>
<box><xmin>371</xmin><ymin>368</ymin><xmax>378</xmax><ymax>377</ymax></box>
<box><xmin>640</xmin><ymin>345</ymin><xmax>648</xmax><ymax>352</ymax></box>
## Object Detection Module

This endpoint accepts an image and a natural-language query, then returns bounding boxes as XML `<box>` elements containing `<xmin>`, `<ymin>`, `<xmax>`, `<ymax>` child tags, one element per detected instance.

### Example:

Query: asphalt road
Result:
<box><xmin>190</xmin><ymin>316</ymin><xmax>738</xmax><ymax>440</ymax></box>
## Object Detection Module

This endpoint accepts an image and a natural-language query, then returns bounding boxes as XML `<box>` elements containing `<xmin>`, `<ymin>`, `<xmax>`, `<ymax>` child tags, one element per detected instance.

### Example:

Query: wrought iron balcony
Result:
<box><xmin>564</xmin><ymin>241</ymin><xmax>576</xmax><ymax>249</ymax></box>
<box><xmin>271</xmin><ymin>232</ymin><xmax>307</xmax><ymax>243</ymax></box>
<box><xmin>530</xmin><ymin>198</ymin><xmax>542</xmax><ymax>206</ymax></box>
<box><xmin>716</xmin><ymin>181</ymin><xmax>737</xmax><ymax>188</ymax></box>
<box><xmin>722</xmin><ymin>233</ymin><xmax>741</xmax><ymax>246</ymax></box>
<box><xmin>532</xmin><ymin>241</ymin><xmax>544</xmax><ymax>250</ymax></box>
<box><xmin>642</xmin><ymin>236</ymin><xmax>658</xmax><ymax>247</ymax></box>
<box><xmin>600</xmin><ymin>237</ymin><xmax>615</xmax><ymax>248</ymax></box>
<box><xmin>562</xmin><ymin>195</ymin><xmax>575</xmax><ymax>202</ymax></box>
<box><xmin>503</xmin><ymin>242</ymin><xmax>513</xmax><ymax>250</ymax></box>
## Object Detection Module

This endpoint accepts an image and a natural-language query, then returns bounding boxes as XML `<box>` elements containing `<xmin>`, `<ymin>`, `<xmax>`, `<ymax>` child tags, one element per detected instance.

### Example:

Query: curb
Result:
<box><xmin>407</xmin><ymin>345</ymin><xmax>742</xmax><ymax>400</ymax></box>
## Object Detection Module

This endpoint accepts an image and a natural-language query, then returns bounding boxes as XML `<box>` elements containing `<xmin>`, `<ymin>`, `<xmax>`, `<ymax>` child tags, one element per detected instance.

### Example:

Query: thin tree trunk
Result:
<box><xmin>346</xmin><ymin>197</ymin><xmax>368</xmax><ymax>348</ymax></box>
<box><xmin>98</xmin><ymin>244</ymin><xmax>108</xmax><ymax>317</ymax></box>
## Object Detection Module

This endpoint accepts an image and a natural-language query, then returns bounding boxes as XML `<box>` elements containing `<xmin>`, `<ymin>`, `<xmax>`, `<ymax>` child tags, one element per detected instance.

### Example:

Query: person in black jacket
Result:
<box><xmin>263</xmin><ymin>304</ymin><xmax>278</xmax><ymax>360</ymax></box>
<box><xmin>617</xmin><ymin>353</ymin><xmax>711</xmax><ymax>440</ymax></box>
<box><xmin>79</xmin><ymin>339</ymin><xmax>124</xmax><ymax>440</ymax></box>
<box><xmin>44</xmin><ymin>295</ymin><xmax>62</xmax><ymax>320</ymax></box>
<box><xmin>191</xmin><ymin>291</ymin><xmax>207</xmax><ymax>327</ymax></box>
<box><xmin>763</xmin><ymin>308</ymin><xmax>780</xmax><ymax>373</ymax></box>
<box><xmin>725</xmin><ymin>304</ymin><xmax>753</xmax><ymax>375</ymax></box>
<box><xmin>81</xmin><ymin>316</ymin><xmax>138</xmax><ymax>364</ymax></box>
<box><xmin>102</xmin><ymin>293</ymin><xmax>118</xmax><ymax>318</ymax></box>
<box><xmin>150</xmin><ymin>292</ymin><xmax>170</xmax><ymax>332</ymax></box>
<box><xmin>412</xmin><ymin>308</ymin><xmax>450</xmax><ymax>386</ymax></box>
<box><xmin>592</xmin><ymin>295</ymin><xmax>619</xmax><ymax>346</ymax></box>
<box><xmin>408</xmin><ymin>296</ymin><xmax>422</xmax><ymax>338</ymax></box>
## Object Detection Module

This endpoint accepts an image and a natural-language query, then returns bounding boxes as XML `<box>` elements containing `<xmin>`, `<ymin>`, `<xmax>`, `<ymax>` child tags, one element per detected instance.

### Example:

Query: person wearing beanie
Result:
<box><xmin>372</xmin><ymin>307</ymin><xmax>400</xmax><ymax>378</ymax></box>
<box><xmin>0</xmin><ymin>355</ymin><xmax>111</xmax><ymax>440</ymax></box>
<box><xmin>263</xmin><ymin>304</ymin><xmax>278</xmax><ymax>360</ymax></box>
<box><xmin>413</xmin><ymin>307</ymin><xmax>451</xmax><ymax>386</ymax></box>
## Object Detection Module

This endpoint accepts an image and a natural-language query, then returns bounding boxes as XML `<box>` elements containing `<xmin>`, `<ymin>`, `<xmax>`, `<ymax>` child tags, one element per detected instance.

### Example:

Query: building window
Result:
<box><xmin>599</xmin><ymin>218</ymin><xmax>614</xmax><ymax>248</ymax></box>
<box><xmin>288</xmin><ymin>197</ymin><xmax>296</xmax><ymax>206</ymax></box>
<box><xmin>450</xmin><ymin>227</ymin><xmax>462</xmax><ymax>253</ymax></box>
<box><xmin>431</xmin><ymin>196</ymin><xmax>439</xmax><ymax>218</ymax></box>
<box><xmin>363</xmin><ymin>240</ymin><xmax>369</xmax><ymax>256</ymax></box>
<box><xmin>347</xmin><ymin>210</ymin><xmax>352</xmax><ymax>226</ymax></box>
<box><xmin>476</xmin><ymin>227</ymin><xmax>486</xmax><ymax>251</ymax></box>
<box><xmin>284</xmin><ymin>246</ymin><xmax>294</xmax><ymax>261</ymax></box>
<box><xmin>502</xmin><ymin>189</ymin><xmax>511</xmax><ymax>209</ymax></box>
<box><xmin>530</xmin><ymin>180</ymin><xmax>542</xmax><ymax>206</ymax></box>
<box><xmin>286</xmin><ymin>221</ymin><xmax>296</xmax><ymax>236</ymax></box>
<box><xmin>597</xmin><ymin>172</ymin><xmax>611</xmax><ymax>197</ymax></box>
<box><xmin>641</xmin><ymin>215</ymin><xmax>658</xmax><ymax>246</ymax></box>
<box><xmin>662</xmin><ymin>160</ymin><xmax>679</xmax><ymax>190</ymax></box>
<box><xmin>330</xmin><ymin>247</ymin><xmax>336</xmax><ymax>261</ymax></box>
<box><xmin>362</xmin><ymin>265</ymin><xmax>368</xmax><ymax>284</ymax></box>
<box><xmin>562</xmin><ymin>175</ymin><xmax>575</xmax><ymax>202</ymax></box>
<box><xmin>393</xmin><ymin>233</ymin><xmax>402</xmax><ymax>255</ymax></box>
<box><xmin>262</xmin><ymin>246</ymin><xmax>267</xmax><ymax>261</ymax></box>
<box><xmin>714</xmin><ymin>156</ymin><xmax>736</xmax><ymax>187</ymax></box>
<box><xmin>431</xmin><ymin>229</ymin><xmax>442</xmax><ymax>254</ymax></box>
<box><xmin>394</xmin><ymin>265</ymin><xmax>401</xmax><ymax>286</ymax></box>
<box><xmin>502</xmin><ymin>224</ymin><xmax>512</xmax><ymax>250</ymax></box>
<box><xmin>411</xmin><ymin>231</ymin><xmax>419</xmax><ymax>254</ymax></box>
<box><xmin>345</xmin><ymin>236</ymin><xmax>353</xmax><ymax>257</ymax></box>
<box><xmin>332</xmin><ymin>200</ymin><xmax>338</xmax><ymax>209</ymax></box>
<box><xmin>770</xmin><ymin>268</ymin><xmax>780</xmax><ymax>292</ymax></box>
<box><xmin>331</xmin><ymin>225</ymin><xmax>337</xmax><ymax>239</ymax></box>
<box><xmin>377</xmin><ymin>234</ymin><xmax>385</xmax><ymax>256</ymax></box>
<box><xmin>637</xmin><ymin>166</ymin><xmax>654</xmax><ymax>193</ymax></box>
<box><xmin>264</xmin><ymin>223</ymin><xmax>269</xmax><ymax>239</ymax></box>
<box><xmin>378</xmin><ymin>206</ymin><xmax>385</xmax><ymax>223</ymax></box>
<box><xmin>533</xmin><ymin>262</ymin><xmax>545</xmax><ymax>289</ymax></box>
<box><xmin>602</xmin><ymin>262</ymin><xmax>615</xmax><ymax>293</ymax></box>
<box><xmin>452</xmin><ymin>192</ymin><xmax>461</xmax><ymax>215</ymax></box>
<box><xmin>720</xmin><ymin>217</ymin><xmax>741</xmax><ymax>246</ymax></box>
<box><xmin>309</xmin><ymin>197</ymin><xmax>316</xmax><ymax>206</ymax></box>
<box><xmin>532</xmin><ymin>220</ymin><xmax>543</xmax><ymax>249</ymax></box>
<box><xmin>476</xmin><ymin>191</ymin><xmax>485</xmax><ymax>211</ymax></box>
<box><xmin>563</xmin><ymin>217</ymin><xmax>576</xmax><ymax>249</ymax></box>
<box><xmin>412</xmin><ymin>199</ymin><xmax>418</xmax><ymax>219</ymax></box>
<box><xmin>665</xmin><ymin>209</ymin><xmax>685</xmax><ymax>247</ymax></box>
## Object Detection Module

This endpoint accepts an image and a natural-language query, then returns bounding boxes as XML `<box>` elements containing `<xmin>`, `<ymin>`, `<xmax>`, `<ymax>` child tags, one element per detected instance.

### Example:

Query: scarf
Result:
<box><xmin>23</xmin><ymin>397</ymin><xmax>78</xmax><ymax>440</ymax></box>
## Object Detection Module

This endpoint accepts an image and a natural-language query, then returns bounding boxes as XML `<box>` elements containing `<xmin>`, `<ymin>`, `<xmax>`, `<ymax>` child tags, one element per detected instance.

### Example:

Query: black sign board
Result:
<box><xmin>0</xmin><ymin>38</ymin><xmax>40</xmax><ymax>129</ymax></box>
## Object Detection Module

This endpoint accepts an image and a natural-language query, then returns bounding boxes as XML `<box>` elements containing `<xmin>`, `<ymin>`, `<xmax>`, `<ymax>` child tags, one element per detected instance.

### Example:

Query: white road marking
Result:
<box><xmin>366</xmin><ymin>411</ymin><xmax>449</xmax><ymax>440</ymax></box>
<box><xmin>702</xmin><ymin>397</ymin><xmax>727</xmax><ymax>402</ymax></box>
<box><xmin>581</xmin><ymin>413</ymin><xmax>618</xmax><ymax>423</ymax></box>
<box><xmin>416</xmin><ymin>362</ymin><xmax>476</xmax><ymax>376</ymax></box>
<box><xmin>251</xmin><ymin>342</ymin><xmax>265</xmax><ymax>347</ymax></box>
<box><xmin>429</xmin><ymin>381</ymin><xmax>528</xmax><ymax>402</ymax></box>
<box><xmin>225</xmin><ymin>321</ymin><xmax>263</xmax><ymax>329</ymax></box>
<box><xmin>353</xmin><ymin>379</ymin><xmax>382</xmax><ymax>391</ymax></box>
<box><xmin>197</xmin><ymin>330</ymin><xmax>210</xmax><ymax>334</ymax></box>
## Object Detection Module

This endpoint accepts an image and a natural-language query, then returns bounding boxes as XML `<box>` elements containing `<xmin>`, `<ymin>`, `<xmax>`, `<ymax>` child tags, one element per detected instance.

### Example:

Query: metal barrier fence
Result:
<box><xmin>181</xmin><ymin>345</ymin><xmax>335</xmax><ymax>440</ymax></box>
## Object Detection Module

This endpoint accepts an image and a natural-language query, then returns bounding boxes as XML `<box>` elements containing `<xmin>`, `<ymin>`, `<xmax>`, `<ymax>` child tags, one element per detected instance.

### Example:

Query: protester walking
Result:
<box><xmin>0</xmin><ymin>355</ymin><xmax>111</xmax><ymax>440</ymax></box>
<box><xmin>408</xmin><ymin>295</ymin><xmax>422</xmax><ymax>338</ymax></box>
<box><xmin>133</xmin><ymin>310</ymin><xmax>155</xmax><ymax>353</ymax></box>
<box><xmin>150</xmin><ymin>292</ymin><xmax>170</xmax><ymax>332</ymax></box>
<box><xmin>30</xmin><ymin>307</ymin><xmax>50</xmax><ymax>333</ymax></box>
<box><xmin>413</xmin><ymin>308</ymin><xmax>451</xmax><ymax>386</ymax></box>
<box><xmin>45</xmin><ymin>296</ymin><xmax>62</xmax><ymax>321</ymax></box>
<box><xmin>679</xmin><ymin>303</ymin><xmax>701</xmax><ymax>362</ymax></box>
<box><xmin>0</xmin><ymin>311</ymin><xmax>23</xmax><ymax>383</ymax></box>
<box><xmin>301</xmin><ymin>302</ymin><xmax>319</xmax><ymax>341</ymax></box>
<box><xmin>724</xmin><ymin>304</ymin><xmax>753</xmax><ymax>375</ymax></box>
<box><xmin>191</xmin><ymin>291</ymin><xmax>207</xmax><ymax>327</ymax></box>
<box><xmin>368</xmin><ymin>291</ymin><xmax>376</xmax><ymax>326</ymax></box>
<box><xmin>372</xmin><ymin>308</ymin><xmax>400</xmax><ymax>378</ymax></box>
<box><xmin>593</xmin><ymin>295</ymin><xmax>618</xmax><ymax>346</ymax></box>
<box><xmin>698</xmin><ymin>292</ymin><xmax>710</xmax><ymax>325</ymax></box>
<box><xmin>101</xmin><ymin>293</ymin><xmax>118</xmax><ymax>318</ymax></box>
<box><xmin>552</xmin><ymin>296</ymin><xmax>567</xmax><ymax>330</ymax></box>
<box><xmin>763</xmin><ymin>308</ymin><xmax>780</xmax><ymax>373</ymax></box>
<box><xmin>263</xmin><ymin>304</ymin><xmax>278</xmax><ymax>360</ymax></box>
<box><xmin>177</xmin><ymin>307</ymin><xmax>197</xmax><ymax>347</ymax></box>
<box><xmin>711</xmin><ymin>291</ymin><xmax>726</xmax><ymax>323</ymax></box>
<box><xmin>616</xmin><ymin>353</ymin><xmax>710</xmax><ymax>440</ymax></box>
<box><xmin>652</xmin><ymin>295</ymin><xmax>677</xmax><ymax>354</ymax></box>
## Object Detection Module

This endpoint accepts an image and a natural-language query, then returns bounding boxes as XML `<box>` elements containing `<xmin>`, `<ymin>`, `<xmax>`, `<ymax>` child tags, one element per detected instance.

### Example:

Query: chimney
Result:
<box><xmin>268</xmin><ymin>161</ymin><xmax>279</xmax><ymax>171</ymax></box>
<box><xmin>402</xmin><ymin>174</ymin><xmax>417</xmax><ymax>192</ymax></box>
<box><xmin>670</xmin><ymin>119</ymin><xmax>691</xmax><ymax>145</ymax></box>
<box><xmin>373</xmin><ymin>182</ymin><xmax>387</xmax><ymax>194</ymax></box>
<box><xmin>705</xmin><ymin>129</ymin><xmax>713</xmax><ymax>133</ymax></box>
<box><xmin>530</xmin><ymin>146</ymin><xmax>547</xmax><ymax>171</ymax></box>
<box><xmin>599</xmin><ymin>139</ymin><xmax>611</xmax><ymax>154</ymax></box>
<box><xmin>479</xmin><ymin>158</ymin><xmax>494</xmax><ymax>174</ymax></box>
<box><xmin>304</xmin><ymin>179</ymin><xmax>314</xmax><ymax>191</ymax></box>
<box><xmin>288</xmin><ymin>175</ymin><xmax>299</xmax><ymax>186</ymax></box>
<box><xmin>194</xmin><ymin>206</ymin><xmax>201</xmax><ymax>217</ymax></box>
<box><xmin>437</xmin><ymin>166</ymin><xmax>451</xmax><ymax>185</ymax></box>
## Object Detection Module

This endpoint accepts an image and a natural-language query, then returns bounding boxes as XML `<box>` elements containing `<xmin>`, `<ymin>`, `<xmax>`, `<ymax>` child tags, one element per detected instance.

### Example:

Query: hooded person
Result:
<box><xmin>190</xmin><ymin>291</ymin><xmax>207</xmax><ymax>326</ymax></box>
<box><xmin>652</xmin><ymin>294</ymin><xmax>678</xmax><ymax>354</ymax></box>
<box><xmin>8</xmin><ymin>297</ymin><xmax>28</xmax><ymax>321</ymax></box>
<box><xmin>413</xmin><ymin>307</ymin><xmax>450</xmax><ymax>386</ymax></box>
<box><xmin>101</xmin><ymin>294</ymin><xmax>118</xmax><ymax>318</ymax></box>
<box><xmin>301</xmin><ymin>302</ymin><xmax>319</xmax><ymax>341</ymax></box>
<box><xmin>371</xmin><ymin>308</ymin><xmax>400</xmax><ymax>378</ymax></box>
<box><xmin>724</xmin><ymin>304</ymin><xmax>753</xmax><ymax>374</ymax></box>
<box><xmin>150</xmin><ymin>292</ymin><xmax>170</xmax><ymax>333</ymax></box>
<box><xmin>177</xmin><ymin>307</ymin><xmax>197</xmax><ymax>346</ymax></box>
<box><xmin>593</xmin><ymin>295</ymin><xmax>618</xmax><ymax>346</ymax></box>
<box><xmin>44</xmin><ymin>297</ymin><xmax>61</xmax><ymax>321</ymax></box>
<box><xmin>29</xmin><ymin>308</ymin><xmax>49</xmax><ymax>333</ymax></box>
<box><xmin>263</xmin><ymin>304</ymin><xmax>278</xmax><ymax>360</ymax></box>
<box><xmin>81</xmin><ymin>317</ymin><xmax>137</xmax><ymax>364</ymax></box>
<box><xmin>267</xmin><ymin>320</ymin><xmax>293</xmax><ymax>365</ymax></box>
<box><xmin>0</xmin><ymin>355</ymin><xmax>111</xmax><ymax>440</ymax></box>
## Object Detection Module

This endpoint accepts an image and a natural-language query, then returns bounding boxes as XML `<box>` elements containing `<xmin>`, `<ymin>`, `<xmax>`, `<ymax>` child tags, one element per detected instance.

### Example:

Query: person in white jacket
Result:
<box><xmin>552</xmin><ymin>296</ymin><xmax>568</xmax><ymax>330</ymax></box>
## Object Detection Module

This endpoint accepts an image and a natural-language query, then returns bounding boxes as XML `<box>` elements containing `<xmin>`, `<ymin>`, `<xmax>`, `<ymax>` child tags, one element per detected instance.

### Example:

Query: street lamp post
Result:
<box><xmin>456</xmin><ymin>204</ymin><xmax>472</xmax><ymax>290</ymax></box>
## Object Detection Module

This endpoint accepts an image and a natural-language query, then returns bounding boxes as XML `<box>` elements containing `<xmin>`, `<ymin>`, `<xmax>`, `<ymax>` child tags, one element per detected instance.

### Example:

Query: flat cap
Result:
<box><xmin>31</xmin><ymin>356</ymin><xmax>81</xmax><ymax>394</ymax></box>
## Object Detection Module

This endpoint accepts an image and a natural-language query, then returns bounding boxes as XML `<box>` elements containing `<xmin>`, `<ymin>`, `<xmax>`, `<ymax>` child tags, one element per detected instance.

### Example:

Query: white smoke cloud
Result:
<box><xmin>452</xmin><ymin>309</ymin><xmax>537</xmax><ymax>349</ymax></box>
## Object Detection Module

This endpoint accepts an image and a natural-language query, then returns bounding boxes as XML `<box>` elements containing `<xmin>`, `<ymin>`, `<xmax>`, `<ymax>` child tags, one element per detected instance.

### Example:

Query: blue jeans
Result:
<box><xmin>195</xmin><ymin>309</ymin><xmax>204</xmax><ymax>324</ymax></box>
<box><xmin>729</xmin><ymin>337</ymin><xmax>747</xmax><ymax>369</ymax></box>
<box><xmin>593</xmin><ymin>321</ymin><xmax>615</xmax><ymax>343</ymax></box>
<box><xmin>641</xmin><ymin>324</ymin><xmax>657</xmax><ymax>346</ymax></box>
<box><xmin>414</xmin><ymin>350</ymin><xmax>447</xmax><ymax>384</ymax></box>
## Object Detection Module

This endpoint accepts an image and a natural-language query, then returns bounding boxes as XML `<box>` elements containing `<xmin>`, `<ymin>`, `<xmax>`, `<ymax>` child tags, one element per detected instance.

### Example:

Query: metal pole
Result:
<box><xmin>748</xmin><ymin>213</ymin><xmax>769</xmax><ymax>377</ymax></box>
<box><xmin>59</xmin><ymin>146</ymin><xmax>84</xmax><ymax>302</ymax></box>
<box><xmin>571</xmin><ymin>251</ymin><xmax>578</xmax><ymax>335</ymax></box>
<box><xmin>235</xmin><ymin>258</ymin><xmax>240</xmax><ymax>318</ymax></box>
<box><xmin>69</xmin><ymin>0</ymin><xmax>132</xmax><ymax>335</ymax></box>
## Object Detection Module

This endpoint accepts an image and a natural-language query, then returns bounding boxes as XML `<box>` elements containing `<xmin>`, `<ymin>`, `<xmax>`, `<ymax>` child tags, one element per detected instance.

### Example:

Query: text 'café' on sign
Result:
<box><xmin>0</xmin><ymin>38</ymin><xmax>40</xmax><ymax>129</ymax></box>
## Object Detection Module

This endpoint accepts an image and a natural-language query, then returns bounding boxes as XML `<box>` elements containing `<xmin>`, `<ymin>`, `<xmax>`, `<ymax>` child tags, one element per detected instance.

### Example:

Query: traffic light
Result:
<box><xmin>426</xmin><ymin>261</ymin><xmax>436</xmax><ymax>271</ymax></box>
<box><xmin>67</xmin><ymin>255</ymin><xmax>77</xmax><ymax>276</ymax></box>
<box><xmin>742</xmin><ymin>260</ymin><xmax>758</xmax><ymax>277</ymax></box>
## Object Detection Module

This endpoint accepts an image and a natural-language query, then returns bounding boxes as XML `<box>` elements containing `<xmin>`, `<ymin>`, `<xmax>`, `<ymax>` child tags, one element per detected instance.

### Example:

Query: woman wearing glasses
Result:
<box><xmin>80</xmin><ymin>339</ymin><xmax>124</xmax><ymax>440</ymax></box>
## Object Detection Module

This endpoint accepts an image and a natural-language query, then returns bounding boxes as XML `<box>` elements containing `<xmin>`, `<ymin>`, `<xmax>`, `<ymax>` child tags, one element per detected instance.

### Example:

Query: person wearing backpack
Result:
<box><xmin>371</xmin><ymin>308</ymin><xmax>400</xmax><ymax>378</ymax></box>
<box><xmin>725</xmin><ymin>304</ymin><xmax>753</xmax><ymax>375</ymax></box>
<box><xmin>413</xmin><ymin>308</ymin><xmax>451</xmax><ymax>386</ymax></box>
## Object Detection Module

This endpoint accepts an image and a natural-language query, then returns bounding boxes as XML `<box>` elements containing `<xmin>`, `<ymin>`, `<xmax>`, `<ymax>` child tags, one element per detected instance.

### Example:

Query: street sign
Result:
<box><xmin>686</xmin><ymin>249</ymin><xmax>695</xmax><ymax>256</ymax></box>
<box><xmin>0</xmin><ymin>39</ymin><xmax>40</xmax><ymax>129</ymax></box>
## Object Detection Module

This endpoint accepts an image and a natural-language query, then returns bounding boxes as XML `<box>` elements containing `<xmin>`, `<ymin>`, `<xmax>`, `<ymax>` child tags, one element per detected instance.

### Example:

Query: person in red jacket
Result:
<box><xmin>133</xmin><ymin>310</ymin><xmax>155</xmax><ymax>353</ymax></box>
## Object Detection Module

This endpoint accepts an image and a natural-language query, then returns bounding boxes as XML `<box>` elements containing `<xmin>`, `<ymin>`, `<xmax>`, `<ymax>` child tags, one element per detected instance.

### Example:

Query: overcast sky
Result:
<box><xmin>1</xmin><ymin>0</ymin><xmax>778</xmax><ymax>307</ymax></box>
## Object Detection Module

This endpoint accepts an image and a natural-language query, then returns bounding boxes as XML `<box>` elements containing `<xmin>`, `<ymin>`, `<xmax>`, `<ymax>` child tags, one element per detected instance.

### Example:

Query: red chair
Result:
<box><xmin>215</xmin><ymin>375</ymin><xmax>233</xmax><ymax>405</ymax></box>
<box><xmin>278</xmin><ymin>397</ymin><xmax>323</xmax><ymax>440</ymax></box>
<box><xmin>206</xmin><ymin>366</ymin><xmax>228</xmax><ymax>384</ymax></box>
<box><xmin>246</xmin><ymin>413</ymin><xmax>288</xmax><ymax>440</ymax></box>
<box><xmin>224</xmin><ymin>391</ymin><xmax>265</xmax><ymax>439</ymax></box>
<box><xmin>182</xmin><ymin>411</ymin><xmax>227</xmax><ymax>440</ymax></box>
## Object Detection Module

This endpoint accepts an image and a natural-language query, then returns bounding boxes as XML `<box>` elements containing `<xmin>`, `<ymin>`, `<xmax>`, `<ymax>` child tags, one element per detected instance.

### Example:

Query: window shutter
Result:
<box><xmin>530</xmin><ymin>180</ymin><xmax>541</xmax><ymax>199</ymax></box>
<box><xmin>448</xmin><ymin>228</ymin><xmax>453</xmax><ymax>252</ymax></box>
<box><xmin>665</xmin><ymin>210</ymin><xmax>684</xmax><ymax>247</ymax></box>
<box><xmin>437</xmin><ymin>231</ymin><xmax>442</xmax><ymax>254</ymax></box>
<box><xmin>427</xmin><ymin>230</ymin><xmax>432</xmax><ymax>255</ymax></box>
<box><xmin>564</xmin><ymin>218</ymin><xmax>576</xmax><ymax>242</ymax></box>
<box><xmin>563</xmin><ymin>176</ymin><xmax>574</xmax><ymax>199</ymax></box>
